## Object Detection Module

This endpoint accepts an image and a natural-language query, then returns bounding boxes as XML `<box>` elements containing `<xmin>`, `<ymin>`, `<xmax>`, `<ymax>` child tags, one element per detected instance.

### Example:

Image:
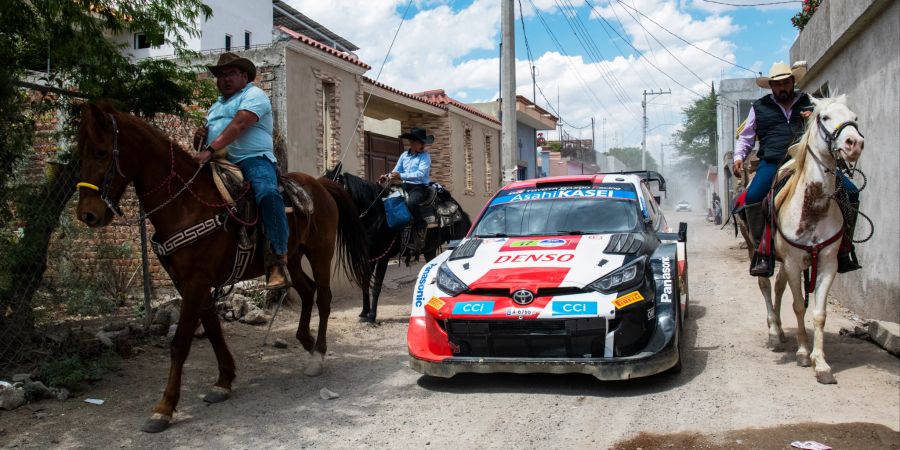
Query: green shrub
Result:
<box><xmin>35</xmin><ymin>350</ymin><xmax>119</xmax><ymax>391</ymax></box>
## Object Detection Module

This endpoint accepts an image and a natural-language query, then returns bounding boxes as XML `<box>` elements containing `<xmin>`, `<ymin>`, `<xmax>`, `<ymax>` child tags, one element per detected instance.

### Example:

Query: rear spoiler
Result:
<box><xmin>613</xmin><ymin>170</ymin><xmax>667</xmax><ymax>192</ymax></box>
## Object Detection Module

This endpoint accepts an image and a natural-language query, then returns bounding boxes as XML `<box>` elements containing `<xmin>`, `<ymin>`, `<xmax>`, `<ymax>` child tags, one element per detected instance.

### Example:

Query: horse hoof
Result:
<box><xmin>202</xmin><ymin>386</ymin><xmax>231</xmax><ymax>403</ymax></box>
<box><xmin>767</xmin><ymin>336</ymin><xmax>786</xmax><ymax>351</ymax></box>
<box><xmin>816</xmin><ymin>370</ymin><xmax>837</xmax><ymax>384</ymax></box>
<box><xmin>141</xmin><ymin>414</ymin><xmax>172</xmax><ymax>433</ymax></box>
<box><xmin>358</xmin><ymin>310</ymin><xmax>369</xmax><ymax>319</ymax></box>
<box><xmin>304</xmin><ymin>351</ymin><xmax>325</xmax><ymax>377</ymax></box>
<box><xmin>797</xmin><ymin>354</ymin><xmax>812</xmax><ymax>367</ymax></box>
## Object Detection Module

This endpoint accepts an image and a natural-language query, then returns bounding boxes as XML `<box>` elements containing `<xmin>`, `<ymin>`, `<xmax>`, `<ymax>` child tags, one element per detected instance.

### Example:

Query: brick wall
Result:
<box><xmin>400</xmin><ymin>114</ymin><xmax>453</xmax><ymax>191</ymax></box>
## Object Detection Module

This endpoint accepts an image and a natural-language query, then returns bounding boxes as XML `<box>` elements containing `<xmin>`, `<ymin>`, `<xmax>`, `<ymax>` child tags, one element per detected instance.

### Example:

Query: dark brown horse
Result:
<box><xmin>75</xmin><ymin>103</ymin><xmax>369</xmax><ymax>432</ymax></box>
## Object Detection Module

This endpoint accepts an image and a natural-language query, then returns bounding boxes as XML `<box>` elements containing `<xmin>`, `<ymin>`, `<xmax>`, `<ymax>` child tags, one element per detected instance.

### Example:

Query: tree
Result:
<box><xmin>0</xmin><ymin>0</ymin><xmax>215</xmax><ymax>358</ymax></box>
<box><xmin>673</xmin><ymin>84</ymin><xmax>718</xmax><ymax>169</ymax></box>
<box><xmin>606</xmin><ymin>147</ymin><xmax>658</xmax><ymax>171</ymax></box>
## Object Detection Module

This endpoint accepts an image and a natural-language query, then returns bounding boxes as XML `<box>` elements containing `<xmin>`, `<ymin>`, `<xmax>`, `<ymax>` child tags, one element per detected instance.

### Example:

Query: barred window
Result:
<box><xmin>464</xmin><ymin>129</ymin><xmax>473</xmax><ymax>194</ymax></box>
<box><xmin>484</xmin><ymin>134</ymin><xmax>493</xmax><ymax>193</ymax></box>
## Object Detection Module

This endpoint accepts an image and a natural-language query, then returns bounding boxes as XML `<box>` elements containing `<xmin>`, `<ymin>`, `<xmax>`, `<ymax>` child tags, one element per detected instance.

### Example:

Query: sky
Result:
<box><xmin>286</xmin><ymin>0</ymin><xmax>801</xmax><ymax>160</ymax></box>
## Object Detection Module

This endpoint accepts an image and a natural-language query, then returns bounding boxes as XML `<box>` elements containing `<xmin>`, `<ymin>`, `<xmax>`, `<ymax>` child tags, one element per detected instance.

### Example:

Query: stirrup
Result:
<box><xmin>266</xmin><ymin>263</ymin><xmax>292</xmax><ymax>290</ymax></box>
<box><xmin>750</xmin><ymin>252</ymin><xmax>774</xmax><ymax>277</ymax></box>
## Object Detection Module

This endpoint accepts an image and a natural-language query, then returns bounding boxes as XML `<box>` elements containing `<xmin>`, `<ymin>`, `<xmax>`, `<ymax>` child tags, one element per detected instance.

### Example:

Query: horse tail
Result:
<box><xmin>319</xmin><ymin>178</ymin><xmax>371</xmax><ymax>288</ymax></box>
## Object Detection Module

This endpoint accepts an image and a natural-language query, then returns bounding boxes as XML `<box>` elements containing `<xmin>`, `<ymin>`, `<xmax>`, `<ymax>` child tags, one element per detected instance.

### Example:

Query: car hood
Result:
<box><xmin>443</xmin><ymin>235</ymin><xmax>643</xmax><ymax>291</ymax></box>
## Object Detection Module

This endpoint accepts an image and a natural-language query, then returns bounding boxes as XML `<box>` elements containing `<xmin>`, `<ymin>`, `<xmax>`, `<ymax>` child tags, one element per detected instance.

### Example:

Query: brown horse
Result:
<box><xmin>75</xmin><ymin>103</ymin><xmax>369</xmax><ymax>432</ymax></box>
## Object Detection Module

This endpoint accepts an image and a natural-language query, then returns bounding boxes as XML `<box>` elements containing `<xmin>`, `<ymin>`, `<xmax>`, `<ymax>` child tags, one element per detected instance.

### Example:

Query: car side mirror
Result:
<box><xmin>653</xmin><ymin>195</ymin><xmax>661</xmax><ymax>205</ymax></box>
<box><xmin>678</xmin><ymin>222</ymin><xmax>687</xmax><ymax>242</ymax></box>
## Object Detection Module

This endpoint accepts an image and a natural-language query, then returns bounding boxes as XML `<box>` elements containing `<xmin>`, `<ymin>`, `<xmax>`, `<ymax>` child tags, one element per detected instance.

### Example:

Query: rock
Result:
<box><xmin>148</xmin><ymin>324</ymin><xmax>167</xmax><ymax>336</ymax></box>
<box><xmin>240</xmin><ymin>308</ymin><xmax>268</xmax><ymax>325</ymax></box>
<box><xmin>102</xmin><ymin>320</ymin><xmax>128</xmax><ymax>332</ymax></box>
<box><xmin>151</xmin><ymin>307</ymin><xmax>171</xmax><ymax>326</ymax></box>
<box><xmin>96</xmin><ymin>329</ymin><xmax>130</xmax><ymax>348</ymax></box>
<box><xmin>868</xmin><ymin>320</ymin><xmax>900</xmax><ymax>356</ymax></box>
<box><xmin>0</xmin><ymin>386</ymin><xmax>26</xmax><ymax>410</ymax></box>
<box><xmin>319</xmin><ymin>387</ymin><xmax>339</xmax><ymax>400</ymax></box>
<box><xmin>11</xmin><ymin>374</ymin><xmax>30</xmax><ymax>383</ymax></box>
<box><xmin>273</xmin><ymin>338</ymin><xmax>288</xmax><ymax>349</ymax></box>
<box><xmin>51</xmin><ymin>388</ymin><xmax>69</xmax><ymax>401</ymax></box>
<box><xmin>23</xmin><ymin>381</ymin><xmax>52</xmax><ymax>400</ymax></box>
<box><xmin>224</xmin><ymin>311</ymin><xmax>236</xmax><ymax>322</ymax></box>
<box><xmin>166</xmin><ymin>324</ymin><xmax>178</xmax><ymax>340</ymax></box>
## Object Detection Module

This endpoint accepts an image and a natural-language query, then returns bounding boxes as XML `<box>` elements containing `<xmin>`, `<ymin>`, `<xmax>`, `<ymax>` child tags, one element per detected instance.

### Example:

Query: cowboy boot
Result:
<box><xmin>745</xmin><ymin>202</ymin><xmax>772</xmax><ymax>277</ymax></box>
<box><xmin>266</xmin><ymin>254</ymin><xmax>292</xmax><ymax>290</ymax></box>
<box><xmin>837</xmin><ymin>201</ymin><xmax>862</xmax><ymax>273</ymax></box>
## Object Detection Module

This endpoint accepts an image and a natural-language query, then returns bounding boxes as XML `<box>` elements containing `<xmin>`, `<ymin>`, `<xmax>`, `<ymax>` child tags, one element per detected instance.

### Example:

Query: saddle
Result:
<box><xmin>390</xmin><ymin>182</ymin><xmax>463</xmax><ymax>229</ymax></box>
<box><xmin>210</xmin><ymin>160</ymin><xmax>314</xmax><ymax>217</ymax></box>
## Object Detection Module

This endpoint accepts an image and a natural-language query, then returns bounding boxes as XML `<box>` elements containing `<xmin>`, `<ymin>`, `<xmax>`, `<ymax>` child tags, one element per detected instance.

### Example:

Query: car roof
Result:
<box><xmin>501</xmin><ymin>174</ymin><xmax>645</xmax><ymax>190</ymax></box>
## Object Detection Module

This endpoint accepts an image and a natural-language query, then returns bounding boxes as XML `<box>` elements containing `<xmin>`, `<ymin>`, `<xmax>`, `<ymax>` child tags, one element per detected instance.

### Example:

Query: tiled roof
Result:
<box><xmin>413</xmin><ymin>89</ymin><xmax>501</xmax><ymax>125</ymax></box>
<box><xmin>363</xmin><ymin>78</ymin><xmax>447</xmax><ymax>110</ymax></box>
<box><xmin>277</xmin><ymin>26</ymin><xmax>371</xmax><ymax>70</ymax></box>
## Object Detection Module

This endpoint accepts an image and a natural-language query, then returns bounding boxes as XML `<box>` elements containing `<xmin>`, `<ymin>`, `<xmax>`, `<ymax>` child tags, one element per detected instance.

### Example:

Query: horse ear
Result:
<box><xmin>83</xmin><ymin>103</ymin><xmax>110</xmax><ymax>130</ymax></box>
<box><xmin>808</xmin><ymin>96</ymin><xmax>821</xmax><ymax>108</ymax></box>
<box><xmin>834</xmin><ymin>94</ymin><xmax>847</xmax><ymax>105</ymax></box>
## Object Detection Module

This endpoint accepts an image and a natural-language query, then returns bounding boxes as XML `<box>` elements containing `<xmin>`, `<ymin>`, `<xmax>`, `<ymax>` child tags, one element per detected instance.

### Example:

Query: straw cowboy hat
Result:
<box><xmin>207</xmin><ymin>52</ymin><xmax>257</xmax><ymax>81</ymax></box>
<box><xmin>399</xmin><ymin>128</ymin><xmax>435</xmax><ymax>144</ymax></box>
<box><xmin>756</xmin><ymin>61</ymin><xmax>807</xmax><ymax>88</ymax></box>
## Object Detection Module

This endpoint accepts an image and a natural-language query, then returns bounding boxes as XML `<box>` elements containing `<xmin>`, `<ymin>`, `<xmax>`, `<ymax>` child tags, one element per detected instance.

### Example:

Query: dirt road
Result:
<box><xmin>3</xmin><ymin>212</ymin><xmax>899</xmax><ymax>449</ymax></box>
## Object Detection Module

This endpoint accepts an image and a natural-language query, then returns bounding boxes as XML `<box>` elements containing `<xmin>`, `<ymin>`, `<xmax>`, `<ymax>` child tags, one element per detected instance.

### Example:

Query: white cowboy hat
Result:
<box><xmin>756</xmin><ymin>61</ymin><xmax>807</xmax><ymax>88</ymax></box>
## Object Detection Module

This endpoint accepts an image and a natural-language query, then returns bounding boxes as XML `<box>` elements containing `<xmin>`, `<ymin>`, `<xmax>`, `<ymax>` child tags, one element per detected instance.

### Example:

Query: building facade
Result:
<box><xmin>790</xmin><ymin>0</ymin><xmax>898</xmax><ymax>321</ymax></box>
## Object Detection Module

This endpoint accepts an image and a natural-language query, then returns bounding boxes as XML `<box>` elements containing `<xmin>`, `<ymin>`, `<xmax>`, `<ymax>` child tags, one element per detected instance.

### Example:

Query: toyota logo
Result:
<box><xmin>512</xmin><ymin>289</ymin><xmax>534</xmax><ymax>305</ymax></box>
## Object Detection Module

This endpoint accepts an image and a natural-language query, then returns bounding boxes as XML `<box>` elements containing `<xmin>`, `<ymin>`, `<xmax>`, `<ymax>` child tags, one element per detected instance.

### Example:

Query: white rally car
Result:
<box><xmin>407</xmin><ymin>173</ymin><xmax>689</xmax><ymax>380</ymax></box>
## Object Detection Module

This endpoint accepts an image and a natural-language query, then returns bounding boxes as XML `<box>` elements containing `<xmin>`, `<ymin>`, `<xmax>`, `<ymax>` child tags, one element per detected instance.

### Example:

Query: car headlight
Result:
<box><xmin>436</xmin><ymin>264</ymin><xmax>468</xmax><ymax>296</ymax></box>
<box><xmin>587</xmin><ymin>256</ymin><xmax>646</xmax><ymax>294</ymax></box>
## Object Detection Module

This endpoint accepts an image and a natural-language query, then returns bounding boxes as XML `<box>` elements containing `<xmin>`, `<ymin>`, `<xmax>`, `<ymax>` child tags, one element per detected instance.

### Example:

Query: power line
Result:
<box><xmin>583</xmin><ymin>0</ymin><xmax>705</xmax><ymax>98</ymax></box>
<box><xmin>611</xmin><ymin>0</ymin><xmax>709</xmax><ymax>86</ymax></box>
<box><xmin>614</xmin><ymin>0</ymin><xmax>757</xmax><ymax>74</ymax></box>
<box><xmin>527</xmin><ymin>0</ymin><xmax>619</xmax><ymax>119</ymax></box>
<box><xmin>599</xmin><ymin>0</ymin><xmax>664</xmax><ymax>89</ymax></box>
<box><xmin>554</xmin><ymin>0</ymin><xmax>636</xmax><ymax>113</ymax></box>
<box><xmin>701</xmin><ymin>0</ymin><xmax>800</xmax><ymax>6</ymax></box>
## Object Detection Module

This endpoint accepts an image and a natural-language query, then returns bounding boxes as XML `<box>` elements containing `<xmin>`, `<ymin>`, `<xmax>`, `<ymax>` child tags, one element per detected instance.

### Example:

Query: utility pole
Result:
<box><xmin>591</xmin><ymin>117</ymin><xmax>596</xmax><ymax>165</ymax></box>
<box><xmin>500</xmin><ymin>0</ymin><xmax>517</xmax><ymax>184</ymax></box>
<box><xmin>642</xmin><ymin>89</ymin><xmax>670</xmax><ymax>170</ymax></box>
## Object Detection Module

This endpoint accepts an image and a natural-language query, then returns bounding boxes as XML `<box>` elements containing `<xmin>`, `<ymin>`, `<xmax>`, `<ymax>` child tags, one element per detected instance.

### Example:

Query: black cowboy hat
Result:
<box><xmin>207</xmin><ymin>52</ymin><xmax>257</xmax><ymax>82</ymax></box>
<box><xmin>399</xmin><ymin>128</ymin><xmax>434</xmax><ymax>144</ymax></box>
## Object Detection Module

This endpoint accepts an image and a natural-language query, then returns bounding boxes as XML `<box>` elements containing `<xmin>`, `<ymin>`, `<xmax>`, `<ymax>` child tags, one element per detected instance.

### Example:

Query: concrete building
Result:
<box><xmin>469</xmin><ymin>96</ymin><xmax>558</xmax><ymax>180</ymax></box>
<box><xmin>715</xmin><ymin>78</ymin><xmax>769</xmax><ymax>211</ymax></box>
<box><xmin>790</xmin><ymin>0</ymin><xmax>899</xmax><ymax>321</ymax></box>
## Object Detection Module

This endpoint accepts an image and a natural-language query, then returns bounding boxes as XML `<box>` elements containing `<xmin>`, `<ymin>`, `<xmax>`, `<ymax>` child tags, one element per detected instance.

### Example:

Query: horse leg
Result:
<box><xmin>305</xmin><ymin>260</ymin><xmax>332</xmax><ymax>377</ymax></box>
<box><xmin>290</xmin><ymin>264</ymin><xmax>317</xmax><ymax>352</ymax></box>
<box><xmin>367</xmin><ymin>258</ymin><xmax>389</xmax><ymax>323</ymax></box>
<box><xmin>359</xmin><ymin>267</ymin><xmax>373</xmax><ymax>321</ymax></box>
<box><xmin>756</xmin><ymin>273</ymin><xmax>780</xmax><ymax>349</ymax></box>
<box><xmin>199</xmin><ymin>301</ymin><xmax>236</xmax><ymax>404</ymax></box>
<box><xmin>772</xmin><ymin>267</ymin><xmax>789</xmax><ymax>344</ymax></box>
<box><xmin>142</xmin><ymin>287</ymin><xmax>204</xmax><ymax>433</ymax></box>
<box><xmin>784</xmin><ymin>263</ymin><xmax>812</xmax><ymax>367</ymax></box>
<box><xmin>810</xmin><ymin>262</ymin><xmax>838</xmax><ymax>384</ymax></box>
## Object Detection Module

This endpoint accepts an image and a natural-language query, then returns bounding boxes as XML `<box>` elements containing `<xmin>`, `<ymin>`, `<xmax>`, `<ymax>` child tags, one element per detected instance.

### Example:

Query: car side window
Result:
<box><xmin>640</xmin><ymin>184</ymin><xmax>659</xmax><ymax>227</ymax></box>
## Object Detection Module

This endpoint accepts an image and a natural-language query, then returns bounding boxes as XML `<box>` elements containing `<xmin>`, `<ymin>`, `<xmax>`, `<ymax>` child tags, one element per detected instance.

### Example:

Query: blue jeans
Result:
<box><xmin>746</xmin><ymin>159</ymin><xmax>859</xmax><ymax>204</ymax></box>
<box><xmin>238</xmin><ymin>156</ymin><xmax>288</xmax><ymax>255</ymax></box>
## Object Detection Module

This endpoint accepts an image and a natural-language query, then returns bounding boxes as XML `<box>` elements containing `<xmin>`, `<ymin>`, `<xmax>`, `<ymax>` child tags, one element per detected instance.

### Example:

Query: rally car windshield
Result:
<box><xmin>473</xmin><ymin>187</ymin><xmax>640</xmax><ymax>237</ymax></box>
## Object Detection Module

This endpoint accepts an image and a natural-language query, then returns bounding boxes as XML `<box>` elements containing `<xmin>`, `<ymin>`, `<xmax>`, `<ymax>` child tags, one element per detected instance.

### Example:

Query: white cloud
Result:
<box><xmin>287</xmin><ymin>0</ymin><xmax>746</xmax><ymax>149</ymax></box>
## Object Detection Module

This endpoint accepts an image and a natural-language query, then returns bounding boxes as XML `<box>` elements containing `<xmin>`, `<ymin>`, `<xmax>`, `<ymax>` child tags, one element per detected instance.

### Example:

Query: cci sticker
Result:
<box><xmin>552</xmin><ymin>301</ymin><xmax>598</xmax><ymax>316</ymax></box>
<box><xmin>452</xmin><ymin>301</ymin><xmax>494</xmax><ymax>315</ymax></box>
<box><xmin>613</xmin><ymin>291</ymin><xmax>645</xmax><ymax>309</ymax></box>
<box><xmin>426</xmin><ymin>296</ymin><xmax>446</xmax><ymax>311</ymax></box>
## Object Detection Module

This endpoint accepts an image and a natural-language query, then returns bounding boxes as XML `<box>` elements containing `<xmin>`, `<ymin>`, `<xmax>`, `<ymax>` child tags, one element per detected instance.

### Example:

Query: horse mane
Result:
<box><xmin>774</xmin><ymin>95</ymin><xmax>840</xmax><ymax>209</ymax></box>
<box><xmin>80</xmin><ymin>101</ymin><xmax>192</xmax><ymax>157</ymax></box>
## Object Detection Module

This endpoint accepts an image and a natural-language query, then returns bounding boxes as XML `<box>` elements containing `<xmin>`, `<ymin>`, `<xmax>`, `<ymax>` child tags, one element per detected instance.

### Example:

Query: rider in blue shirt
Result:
<box><xmin>391</xmin><ymin>128</ymin><xmax>433</xmax><ymax>249</ymax></box>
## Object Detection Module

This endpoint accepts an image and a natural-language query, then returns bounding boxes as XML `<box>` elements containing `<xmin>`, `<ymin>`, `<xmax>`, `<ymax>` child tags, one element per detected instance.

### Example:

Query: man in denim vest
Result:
<box><xmin>192</xmin><ymin>52</ymin><xmax>291</xmax><ymax>289</ymax></box>
<box><xmin>734</xmin><ymin>61</ymin><xmax>860</xmax><ymax>276</ymax></box>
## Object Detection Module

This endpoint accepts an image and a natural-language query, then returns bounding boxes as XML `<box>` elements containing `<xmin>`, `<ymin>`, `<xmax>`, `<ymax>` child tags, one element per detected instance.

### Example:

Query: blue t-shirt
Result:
<box><xmin>205</xmin><ymin>83</ymin><xmax>275</xmax><ymax>164</ymax></box>
<box><xmin>392</xmin><ymin>150</ymin><xmax>431</xmax><ymax>185</ymax></box>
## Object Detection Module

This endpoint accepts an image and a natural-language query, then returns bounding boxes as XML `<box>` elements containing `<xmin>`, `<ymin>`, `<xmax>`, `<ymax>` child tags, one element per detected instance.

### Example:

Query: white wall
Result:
<box><xmin>116</xmin><ymin>0</ymin><xmax>272</xmax><ymax>60</ymax></box>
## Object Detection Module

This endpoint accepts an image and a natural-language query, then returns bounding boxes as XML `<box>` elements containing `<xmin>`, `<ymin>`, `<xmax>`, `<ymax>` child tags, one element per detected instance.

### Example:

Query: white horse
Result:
<box><xmin>745</xmin><ymin>95</ymin><xmax>865</xmax><ymax>384</ymax></box>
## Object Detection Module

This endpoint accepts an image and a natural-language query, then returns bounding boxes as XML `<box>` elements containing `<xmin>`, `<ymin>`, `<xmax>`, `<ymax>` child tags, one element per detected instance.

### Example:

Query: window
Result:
<box><xmin>322</xmin><ymin>82</ymin><xmax>336</xmax><ymax>170</ymax></box>
<box><xmin>484</xmin><ymin>135</ymin><xmax>493</xmax><ymax>193</ymax></box>
<box><xmin>464</xmin><ymin>129</ymin><xmax>473</xmax><ymax>194</ymax></box>
<box><xmin>134</xmin><ymin>33</ymin><xmax>150</xmax><ymax>49</ymax></box>
<box><xmin>225</xmin><ymin>34</ymin><xmax>232</xmax><ymax>51</ymax></box>
<box><xmin>244</xmin><ymin>31</ymin><xmax>251</xmax><ymax>50</ymax></box>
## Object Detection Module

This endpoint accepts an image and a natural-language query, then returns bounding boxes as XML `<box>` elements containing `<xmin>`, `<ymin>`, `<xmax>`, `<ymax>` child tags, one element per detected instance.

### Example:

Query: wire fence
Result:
<box><xmin>0</xmin><ymin>111</ymin><xmax>189</xmax><ymax>375</ymax></box>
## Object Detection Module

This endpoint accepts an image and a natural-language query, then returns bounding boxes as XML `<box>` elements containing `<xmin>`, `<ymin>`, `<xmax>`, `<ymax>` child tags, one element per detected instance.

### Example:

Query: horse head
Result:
<box><xmin>808</xmin><ymin>95</ymin><xmax>865</xmax><ymax>165</ymax></box>
<box><xmin>75</xmin><ymin>103</ymin><xmax>138</xmax><ymax>227</ymax></box>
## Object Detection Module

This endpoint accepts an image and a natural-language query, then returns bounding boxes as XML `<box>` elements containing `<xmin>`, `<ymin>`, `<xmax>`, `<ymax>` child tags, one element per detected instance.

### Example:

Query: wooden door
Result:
<box><xmin>365</xmin><ymin>131</ymin><xmax>404</xmax><ymax>183</ymax></box>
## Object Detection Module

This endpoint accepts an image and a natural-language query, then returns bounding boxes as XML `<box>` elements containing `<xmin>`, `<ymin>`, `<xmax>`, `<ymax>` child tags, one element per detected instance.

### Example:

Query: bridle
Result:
<box><xmin>76</xmin><ymin>113</ymin><xmax>208</xmax><ymax>225</ymax></box>
<box><xmin>807</xmin><ymin>114</ymin><xmax>864</xmax><ymax>176</ymax></box>
<box><xmin>76</xmin><ymin>113</ymin><xmax>127</xmax><ymax>217</ymax></box>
